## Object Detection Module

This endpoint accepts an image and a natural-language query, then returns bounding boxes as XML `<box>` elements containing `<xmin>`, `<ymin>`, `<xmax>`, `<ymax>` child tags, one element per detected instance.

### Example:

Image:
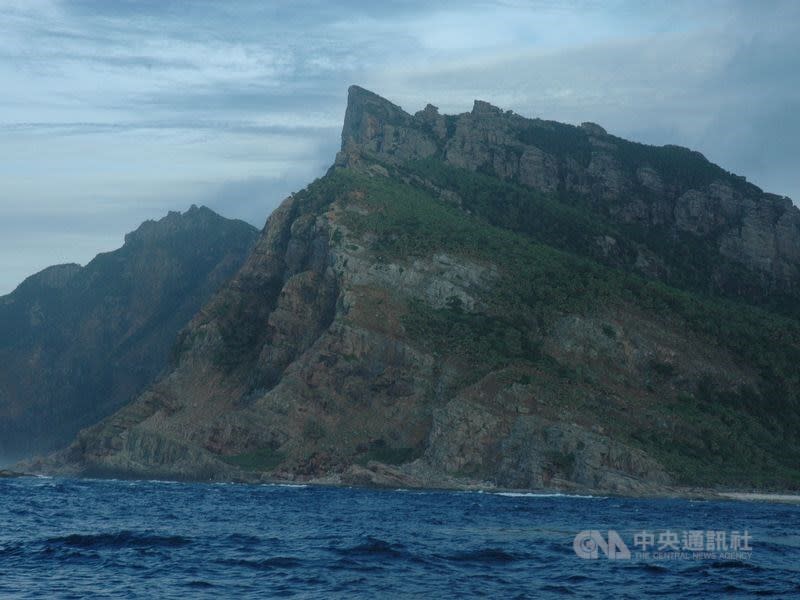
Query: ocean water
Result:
<box><xmin>1</xmin><ymin>478</ymin><xmax>798</xmax><ymax>598</ymax></box>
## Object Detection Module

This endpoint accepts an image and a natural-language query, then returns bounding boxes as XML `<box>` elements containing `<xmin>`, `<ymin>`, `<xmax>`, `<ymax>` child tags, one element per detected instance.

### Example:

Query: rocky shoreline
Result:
<box><xmin>21</xmin><ymin>458</ymin><xmax>800</xmax><ymax>504</ymax></box>
<box><xmin>298</xmin><ymin>465</ymin><xmax>800</xmax><ymax>504</ymax></box>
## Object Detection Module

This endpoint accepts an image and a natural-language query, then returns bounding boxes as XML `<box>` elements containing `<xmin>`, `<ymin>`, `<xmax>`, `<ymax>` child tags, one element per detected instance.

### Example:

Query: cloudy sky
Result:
<box><xmin>1</xmin><ymin>0</ymin><xmax>798</xmax><ymax>294</ymax></box>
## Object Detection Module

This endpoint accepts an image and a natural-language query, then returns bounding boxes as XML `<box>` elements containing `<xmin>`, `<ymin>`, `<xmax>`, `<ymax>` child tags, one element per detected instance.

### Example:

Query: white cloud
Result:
<box><xmin>0</xmin><ymin>0</ymin><xmax>798</xmax><ymax>293</ymax></box>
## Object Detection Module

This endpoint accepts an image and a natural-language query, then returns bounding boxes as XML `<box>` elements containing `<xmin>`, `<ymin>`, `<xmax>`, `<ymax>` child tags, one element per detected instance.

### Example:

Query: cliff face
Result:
<box><xmin>37</xmin><ymin>88</ymin><xmax>800</xmax><ymax>493</ymax></box>
<box><xmin>338</xmin><ymin>86</ymin><xmax>800</xmax><ymax>307</ymax></box>
<box><xmin>0</xmin><ymin>206</ymin><xmax>258</xmax><ymax>461</ymax></box>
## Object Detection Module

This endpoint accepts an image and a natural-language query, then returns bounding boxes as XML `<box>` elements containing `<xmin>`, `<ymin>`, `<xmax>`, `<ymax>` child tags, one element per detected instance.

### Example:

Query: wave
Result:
<box><xmin>217</xmin><ymin>556</ymin><xmax>302</xmax><ymax>570</ymax></box>
<box><xmin>334</xmin><ymin>537</ymin><xmax>407</xmax><ymax>558</ymax></box>
<box><xmin>263</xmin><ymin>483</ymin><xmax>309</xmax><ymax>489</ymax></box>
<box><xmin>184</xmin><ymin>580</ymin><xmax>215</xmax><ymax>589</ymax></box>
<box><xmin>4</xmin><ymin>475</ymin><xmax>796</xmax><ymax>597</ymax></box>
<box><xmin>442</xmin><ymin>548</ymin><xmax>519</xmax><ymax>563</ymax></box>
<box><xmin>708</xmin><ymin>560</ymin><xmax>765</xmax><ymax>572</ymax></box>
<box><xmin>639</xmin><ymin>563</ymin><xmax>671</xmax><ymax>574</ymax></box>
<box><xmin>0</xmin><ymin>543</ymin><xmax>24</xmax><ymax>558</ymax></box>
<box><xmin>46</xmin><ymin>531</ymin><xmax>191</xmax><ymax>549</ymax></box>
<box><xmin>493</xmin><ymin>491</ymin><xmax>605</xmax><ymax>499</ymax></box>
<box><xmin>682</xmin><ymin>560</ymin><xmax>766</xmax><ymax>575</ymax></box>
<box><xmin>539</xmin><ymin>584</ymin><xmax>574</xmax><ymax>594</ymax></box>
<box><xmin>225</xmin><ymin>533</ymin><xmax>262</xmax><ymax>546</ymax></box>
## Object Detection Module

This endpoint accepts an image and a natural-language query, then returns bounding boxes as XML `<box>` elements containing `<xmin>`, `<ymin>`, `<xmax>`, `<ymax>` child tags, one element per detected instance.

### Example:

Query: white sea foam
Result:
<box><xmin>262</xmin><ymin>483</ymin><xmax>309</xmax><ymax>489</ymax></box>
<box><xmin>493</xmin><ymin>492</ymin><xmax>605</xmax><ymax>499</ymax></box>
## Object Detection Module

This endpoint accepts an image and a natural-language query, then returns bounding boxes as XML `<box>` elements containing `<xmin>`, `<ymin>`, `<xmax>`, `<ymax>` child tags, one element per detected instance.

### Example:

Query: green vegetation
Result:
<box><xmin>544</xmin><ymin>450</ymin><xmax>577</xmax><ymax>477</ymax></box>
<box><xmin>206</xmin><ymin>172</ymin><xmax>358</xmax><ymax>371</ymax></box>
<box><xmin>303</xmin><ymin>418</ymin><xmax>327</xmax><ymax>441</ymax></box>
<box><xmin>405</xmin><ymin>157</ymin><xmax>613</xmax><ymax>261</ymax></box>
<box><xmin>403</xmin><ymin>300</ymin><xmax>541</xmax><ymax>373</ymax></box>
<box><xmin>612</xmin><ymin>137</ymin><xmax>752</xmax><ymax>193</ymax></box>
<box><xmin>642</xmin><ymin>380</ymin><xmax>800</xmax><ymax>488</ymax></box>
<box><xmin>650</xmin><ymin>360</ymin><xmax>677</xmax><ymax>378</ymax></box>
<box><xmin>331</xmin><ymin>167</ymin><xmax>800</xmax><ymax>487</ymax></box>
<box><xmin>516</xmin><ymin>121</ymin><xmax>593</xmax><ymax>167</ymax></box>
<box><xmin>335</xmin><ymin>169</ymin><xmax>799</xmax><ymax>376</ymax></box>
<box><xmin>396</xmin><ymin>158</ymin><xmax>798</xmax><ymax>318</ymax></box>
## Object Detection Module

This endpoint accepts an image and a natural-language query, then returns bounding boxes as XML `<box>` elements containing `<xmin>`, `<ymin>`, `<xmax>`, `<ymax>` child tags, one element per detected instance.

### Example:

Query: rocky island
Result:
<box><xmin>19</xmin><ymin>86</ymin><xmax>800</xmax><ymax>496</ymax></box>
<box><xmin>0</xmin><ymin>207</ymin><xmax>258</xmax><ymax>462</ymax></box>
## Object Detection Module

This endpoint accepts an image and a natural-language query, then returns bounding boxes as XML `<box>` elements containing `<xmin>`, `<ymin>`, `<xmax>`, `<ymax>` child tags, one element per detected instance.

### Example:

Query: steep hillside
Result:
<box><xmin>37</xmin><ymin>88</ymin><xmax>800</xmax><ymax>494</ymax></box>
<box><xmin>0</xmin><ymin>206</ymin><xmax>258</xmax><ymax>461</ymax></box>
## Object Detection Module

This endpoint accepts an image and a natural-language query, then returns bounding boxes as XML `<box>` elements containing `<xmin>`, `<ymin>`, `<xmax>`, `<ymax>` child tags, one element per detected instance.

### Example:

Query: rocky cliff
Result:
<box><xmin>34</xmin><ymin>88</ymin><xmax>800</xmax><ymax>494</ymax></box>
<box><xmin>0</xmin><ymin>206</ymin><xmax>258</xmax><ymax>461</ymax></box>
<box><xmin>340</xmin><ymin>87</ymin><xmax>800</xmax><ymax>308</ymax></box>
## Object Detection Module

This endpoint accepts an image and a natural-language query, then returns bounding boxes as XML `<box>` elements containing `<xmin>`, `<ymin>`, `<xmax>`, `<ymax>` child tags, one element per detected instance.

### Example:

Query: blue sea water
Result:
<box><xmin>0</xmin><ymin>477</ymin><xmax>798</xmax><ymax>598</ymax></box>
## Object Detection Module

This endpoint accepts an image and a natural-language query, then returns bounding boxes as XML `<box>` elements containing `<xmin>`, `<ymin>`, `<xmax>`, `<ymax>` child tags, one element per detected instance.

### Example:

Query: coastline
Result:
<box><xmin>12</xmin><ymin>464</ymin><xmax>800</xmax><ymax>505</ymax></box>
<box><xmin>0</xmin><ymin>469</ymin><xmax>27</xmax><ymax>478</ymax></box>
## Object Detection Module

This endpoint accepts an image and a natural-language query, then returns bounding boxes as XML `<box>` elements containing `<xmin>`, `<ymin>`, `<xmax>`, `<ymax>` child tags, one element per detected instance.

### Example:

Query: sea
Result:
<box><xmin>0</xmin><ymin>477</ymin><xmax>798</xmax><ymax>598</ymax></box>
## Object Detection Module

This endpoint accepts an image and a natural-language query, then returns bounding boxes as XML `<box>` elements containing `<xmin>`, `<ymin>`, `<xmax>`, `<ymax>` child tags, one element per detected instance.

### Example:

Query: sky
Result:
<box><xmin>1</xmin><ymin>0</ymin><xmax>798</xmax><ymax>294</ymax></box>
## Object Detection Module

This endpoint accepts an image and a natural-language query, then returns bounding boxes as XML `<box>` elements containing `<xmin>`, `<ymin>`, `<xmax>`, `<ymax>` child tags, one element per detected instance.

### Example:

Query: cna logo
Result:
<box><xmin>573</xmin><ymin>530</ymin><xmax>631</xmax><ymax>560</ymax></box>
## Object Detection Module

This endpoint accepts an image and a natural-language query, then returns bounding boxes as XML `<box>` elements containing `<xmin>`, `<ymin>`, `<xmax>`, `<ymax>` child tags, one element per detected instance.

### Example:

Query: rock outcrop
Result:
<box><xmin>338</xmin><ymin>86</ymin><xmax>800</xmax><ymax>305</ymax></box>
<box><xmin>31</xmin><ymin>87</ymin><xmax>800</xmax><ymax>494</ymax></box>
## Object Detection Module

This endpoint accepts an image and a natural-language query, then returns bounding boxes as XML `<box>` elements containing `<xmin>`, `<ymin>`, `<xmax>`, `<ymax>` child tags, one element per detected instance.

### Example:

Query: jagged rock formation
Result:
<box><xmin>338</xmin><ymin>87</ymin><xmax>800</xmax><ymax>307</ymax></box>
<box><xmin>33</xmin><ymin>87</ymin><xmax>800</xmax><ymax>493</ymax></box>
<box><xmin>0</xmin><ymin>206</ymin><xmax>258</xmax><ymax>461</ymax></box>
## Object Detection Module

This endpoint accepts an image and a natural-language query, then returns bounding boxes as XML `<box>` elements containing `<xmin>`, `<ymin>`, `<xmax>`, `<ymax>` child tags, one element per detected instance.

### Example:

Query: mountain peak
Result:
<box><xmin>0</xmin><ymin>206</ymin><xmax>258</xmax><ymax>461</ymax></box>
<box><xmin>471</xmin><ymin>99</ymin><xmax>503</xmax><ymax>115</ymax></box>
<box><xmin>341</xmin><ymin>85</ymin><xmax>411</xmax><ymax>152</ymax></box>
<box><xmin>332</xmin><ymin>86</ymin><xmax>799</xmax><ymax>296</ymax></box>
<box><xmin>123</xmin><ymin>205</ymin><xmax>235</xmax><ymax>246</ymax></box>
<box><xmin>346</xmin><ymin>85</ymin><xmax>393</xmax><ymax>107</ymax></box>
<box><xmin>580</xmin><ymin>121</ymin><xmax>607</xmax><ymax>136</ymax></box>
<box><xmin>10</xmin><ymin>263</ymin><xmax>83</xmax><ymax>297</ymax></box>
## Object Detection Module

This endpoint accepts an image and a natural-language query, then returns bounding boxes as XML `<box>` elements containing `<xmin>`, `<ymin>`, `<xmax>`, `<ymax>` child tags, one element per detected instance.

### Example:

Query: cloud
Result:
<box><xmin>360</xmin><ymin>1</ymin><xmax>800</xmax><ymax>200</ymax></box>
<box><xmin>0</xmin><ymin>0</ymin><xmax>798</xmax><ymax>293</ymax></box>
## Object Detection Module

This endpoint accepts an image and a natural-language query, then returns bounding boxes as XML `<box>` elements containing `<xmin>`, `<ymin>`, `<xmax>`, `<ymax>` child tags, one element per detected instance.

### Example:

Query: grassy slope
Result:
<box><xmin>324</xmin><ymin>167</ymin><xmax>800</xmax><ymax>489</ymax></box>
